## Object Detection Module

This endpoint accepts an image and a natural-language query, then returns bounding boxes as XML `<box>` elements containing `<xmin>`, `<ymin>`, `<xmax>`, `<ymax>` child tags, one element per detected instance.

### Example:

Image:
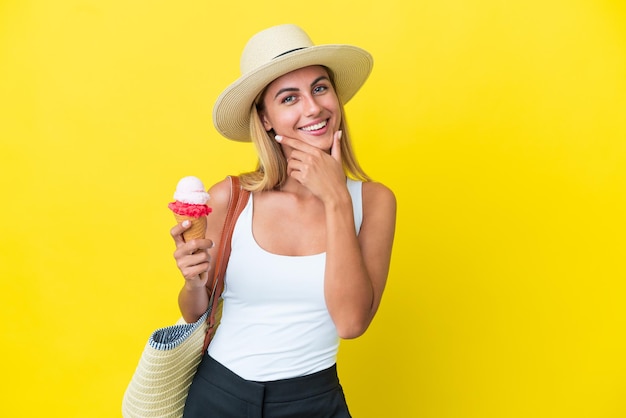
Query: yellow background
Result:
<box><xmin>1</xmin><ymin>0</ymin><xmax>625</xmax><ymax>416</ymax></box>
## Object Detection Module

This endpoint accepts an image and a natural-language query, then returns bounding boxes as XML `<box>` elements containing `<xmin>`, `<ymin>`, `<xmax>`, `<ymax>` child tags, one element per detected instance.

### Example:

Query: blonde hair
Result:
<box><xmin>239</xmin><ymin>71</ymin><xmax>371</xmax><ymax>192</ymax></box>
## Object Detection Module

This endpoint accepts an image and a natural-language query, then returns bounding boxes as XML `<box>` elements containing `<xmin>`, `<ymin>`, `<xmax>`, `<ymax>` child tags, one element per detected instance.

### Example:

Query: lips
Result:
<box><xmin>299</xmin><ymin>119</ymin><xmax>328</xmax><ymax>132</ymax></box>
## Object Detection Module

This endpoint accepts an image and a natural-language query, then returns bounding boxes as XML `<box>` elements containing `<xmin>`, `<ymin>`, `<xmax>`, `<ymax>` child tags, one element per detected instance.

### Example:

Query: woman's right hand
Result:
<box><xmin>170</xmin><ymin>220</ymin><xmax>214</xmax><ymax>288</ymax></box>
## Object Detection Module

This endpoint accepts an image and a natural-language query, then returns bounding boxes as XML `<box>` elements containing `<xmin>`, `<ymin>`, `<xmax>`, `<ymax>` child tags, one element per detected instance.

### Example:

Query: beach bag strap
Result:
<box><xmin>203</xmin><ymin>175</ymin><xmax>250</xmax><ymax>352</ymax></box>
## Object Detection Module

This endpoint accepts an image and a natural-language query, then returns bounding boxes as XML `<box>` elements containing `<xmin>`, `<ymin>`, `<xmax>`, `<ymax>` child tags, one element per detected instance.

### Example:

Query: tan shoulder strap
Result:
<box><xmin>202</xmin><ymin>176</ymin><xmax>250</xmax><ymax>352</ymax></box>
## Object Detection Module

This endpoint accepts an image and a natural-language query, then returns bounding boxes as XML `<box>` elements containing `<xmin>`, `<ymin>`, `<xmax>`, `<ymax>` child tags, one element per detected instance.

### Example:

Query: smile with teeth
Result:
<box><xmin>299</xmin><ymin>120</ymin><xmax>328</xmax><ymax>132</ymax></box>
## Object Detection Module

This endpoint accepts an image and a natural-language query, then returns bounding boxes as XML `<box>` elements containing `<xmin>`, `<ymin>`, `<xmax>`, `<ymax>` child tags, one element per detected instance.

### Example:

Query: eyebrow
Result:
<box><xmin>273</xmin><ymin>75</ymin><xmax>330</xmax><ymax>100</ymax></box>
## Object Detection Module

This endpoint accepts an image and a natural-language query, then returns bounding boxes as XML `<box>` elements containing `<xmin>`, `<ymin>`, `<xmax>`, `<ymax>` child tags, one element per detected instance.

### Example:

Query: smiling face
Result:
<box><xmin>258</xmin><ymin>65</ymin><xmax>341</xmax><ymax>151</ymax></box>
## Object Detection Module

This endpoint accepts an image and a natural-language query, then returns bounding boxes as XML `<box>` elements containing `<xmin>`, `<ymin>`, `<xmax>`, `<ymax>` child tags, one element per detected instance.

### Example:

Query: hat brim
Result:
<box><xmin>212</xmin><ymin>44</ymin><xmax>373</xmax><ymax>142</ymax></box>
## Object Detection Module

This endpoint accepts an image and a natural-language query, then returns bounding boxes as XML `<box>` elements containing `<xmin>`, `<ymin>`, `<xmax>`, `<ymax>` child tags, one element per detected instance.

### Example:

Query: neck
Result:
<box><xmin>278</xmin><ymin>177</ymin><xmax>315</xmax><ymax>199</ymax></box>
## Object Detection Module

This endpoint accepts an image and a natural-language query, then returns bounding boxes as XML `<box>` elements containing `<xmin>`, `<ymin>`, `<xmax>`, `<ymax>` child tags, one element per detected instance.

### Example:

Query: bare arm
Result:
<box><xmin>324</xmin><ymin>181</ymin><xmax>396</xmax><ymax>338</ymax></box>
<box><xmin>276</xmin><ymin>132</ymin><xmax>397</xmax><ymax>338</ymax></box>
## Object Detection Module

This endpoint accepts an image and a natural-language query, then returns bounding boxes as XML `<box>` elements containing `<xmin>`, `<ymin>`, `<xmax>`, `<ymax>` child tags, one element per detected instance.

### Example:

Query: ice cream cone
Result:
<box><xmin>174</xmin><ymin>213</ymin><xmax>208</xmax><ymax>242</ymax></box>
<box><xmin>169</xmin><ymin>176</ymin><xmax>211</xmax><ymax>242</ymax></box>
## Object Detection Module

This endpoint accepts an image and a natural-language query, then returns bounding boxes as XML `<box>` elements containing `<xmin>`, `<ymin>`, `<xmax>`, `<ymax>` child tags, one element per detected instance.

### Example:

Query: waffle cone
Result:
<box><xmin>173</xmin><ymin>213</ymin><xmax>207</xmax><ymax>241</ymax></box>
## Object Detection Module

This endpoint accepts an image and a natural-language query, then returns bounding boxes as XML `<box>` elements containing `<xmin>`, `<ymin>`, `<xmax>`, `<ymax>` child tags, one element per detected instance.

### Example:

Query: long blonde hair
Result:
<box><xmin>239</xmin><ymin>77</ymin><xmax>371</xmax><ymax>192</ymax></box>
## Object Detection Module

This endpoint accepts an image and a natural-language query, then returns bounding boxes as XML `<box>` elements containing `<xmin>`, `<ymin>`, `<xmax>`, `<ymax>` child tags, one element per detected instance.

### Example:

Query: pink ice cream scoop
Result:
<box><xmin>168</xmin><ymin>176</ymin><xmax>212</xmax><ymax>241</ymax></box>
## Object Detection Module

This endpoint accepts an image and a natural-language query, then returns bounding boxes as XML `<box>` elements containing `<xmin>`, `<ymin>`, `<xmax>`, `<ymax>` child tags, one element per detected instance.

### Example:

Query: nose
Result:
<box><xmin>303</xmin><ymin>94</ymin><xmax>322</xmax><ymax>117</ymax></box>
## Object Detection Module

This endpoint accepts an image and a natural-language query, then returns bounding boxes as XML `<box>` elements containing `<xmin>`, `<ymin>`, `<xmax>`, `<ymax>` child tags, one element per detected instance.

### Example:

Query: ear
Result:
<box><xmin>260</xmin><ymin>113</ymin><xmax>273</xmax><ymax>132</ymax></box>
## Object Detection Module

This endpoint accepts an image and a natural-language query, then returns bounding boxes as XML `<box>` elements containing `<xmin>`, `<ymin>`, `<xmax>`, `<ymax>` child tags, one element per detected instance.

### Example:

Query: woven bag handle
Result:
<box><xmin>202</xmin><ymin>176</ymin><xmax>250</xmax><ymax>352</ymax></box>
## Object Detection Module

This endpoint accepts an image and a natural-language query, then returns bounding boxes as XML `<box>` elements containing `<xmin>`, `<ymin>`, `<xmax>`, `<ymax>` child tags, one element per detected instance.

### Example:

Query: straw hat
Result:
<box><xmin>212</xmin><ymin>24</ymin><xmax>373</xmax><ymax>142</ymax></box>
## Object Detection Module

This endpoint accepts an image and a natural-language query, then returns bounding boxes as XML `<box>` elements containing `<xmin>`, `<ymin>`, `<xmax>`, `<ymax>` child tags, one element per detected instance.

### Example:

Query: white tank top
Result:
<box><xmin>208</xmin><ymin>179</ymin><xmax>363</xmax><ymax>381</ymax></box>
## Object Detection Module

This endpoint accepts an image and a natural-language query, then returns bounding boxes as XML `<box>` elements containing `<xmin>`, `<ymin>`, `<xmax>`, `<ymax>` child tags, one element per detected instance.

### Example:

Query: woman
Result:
<box><xmin>171</xmin><ymin>24</ymin><xmax>396</xmax><ymax>417</ymax></box>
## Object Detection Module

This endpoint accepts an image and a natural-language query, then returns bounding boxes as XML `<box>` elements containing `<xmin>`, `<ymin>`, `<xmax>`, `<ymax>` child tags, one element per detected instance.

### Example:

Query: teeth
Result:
<box><xmin>300</xmin><ymin>120</ymin><xmax>327</xmax><ymax>131</ymax></box>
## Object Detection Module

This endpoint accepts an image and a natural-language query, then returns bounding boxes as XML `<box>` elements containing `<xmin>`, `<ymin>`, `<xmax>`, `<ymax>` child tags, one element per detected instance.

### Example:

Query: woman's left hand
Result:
<box><xmin>275</xmin><ymin>131</ymin><xmax>346</xmax><ymax>202</ymax></box>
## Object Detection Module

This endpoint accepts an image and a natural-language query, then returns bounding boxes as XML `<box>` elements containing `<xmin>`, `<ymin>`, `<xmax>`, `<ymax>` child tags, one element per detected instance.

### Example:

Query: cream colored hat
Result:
<box><xmin>212</xmin><ymin>24</ymin><xmax>373</xmax><ymax>142</ymax></box>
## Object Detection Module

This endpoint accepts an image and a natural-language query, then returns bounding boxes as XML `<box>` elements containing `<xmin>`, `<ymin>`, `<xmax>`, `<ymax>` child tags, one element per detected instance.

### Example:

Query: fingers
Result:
<box><xmin>170</xmin><ymin>220</ymin><xmax>214</xmax><ymax>249</ymax></box>
<box><xmin>175</xmin><ymin>248</ymin><xmax>211</xmax><ymax>280</ymax></box>
<box><xmin>274</xmin><ymin>130</ymin><xmax>342</xmax><ymax>160</ymax></box>
<box><xmin>174</xmin><ymin>240</ymin><xmax>213</xmax><ymax>282</ymax></box>
<box><xmin>170</xmin><ymin>219</ymin><xmax>190</xmax><ymax>246</ymax></box>
<box><xmin>275</xmin><ymin>131</ymin><xmax>345</xmax><ymax>198</ymax></box>
<box><xmin>171</xmin><ymin>220</ymin><xmax>214</xmax><ymax>283</ymax></box>
<box><xmin>275</xmin><ymin>134</ymin><xmax>327</xmax><ymax>166</ymax></box>
<box><xmin>274</xmin><ymin>134</ymin><xmax>318</xmax><ymax>153</ymax></box>
<box><xmin>331</xmin><ymin>130</ymin><xmax>342</xmax><ymax>162</ymax></box>
<box><xmin>173</xmin><ymin>238</ymin><xmax>214</xmax><ymax>256</ymax></box>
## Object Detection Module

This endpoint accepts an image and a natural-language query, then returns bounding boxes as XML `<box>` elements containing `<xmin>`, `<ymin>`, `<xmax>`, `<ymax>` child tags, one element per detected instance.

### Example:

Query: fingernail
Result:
<box><xmin>337</xmin><ymin>130</ymin><xmax>343</xmax><ymax>140</ymax></box>
<box><xmin>182</xmin><ymin>220</ymin><xmax>190</xmax><ymax>227</ymax></box>
<box><xmin>274</xmin><ymin>135</ymin><xmax>283</xmax><ymax>142</ymax></box>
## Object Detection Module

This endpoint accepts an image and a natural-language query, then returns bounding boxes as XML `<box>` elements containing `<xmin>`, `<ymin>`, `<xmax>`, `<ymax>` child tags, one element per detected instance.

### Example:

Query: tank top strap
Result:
<box><xmin>346</xmin><ymin>179</ymin><xmax>363</xmax><ymax>233</ymax></box>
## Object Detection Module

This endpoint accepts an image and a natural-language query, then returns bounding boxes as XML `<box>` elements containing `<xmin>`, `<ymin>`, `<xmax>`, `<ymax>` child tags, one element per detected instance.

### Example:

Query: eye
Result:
<box><xmin>281</xmin><ymin>95</ymin><xmax>297</xmax><ymax>104</ymax></box>
<box><xmin>313</xmin><ymin>85</ymin><xmax>328</xmax><ymax>95</ymax></box>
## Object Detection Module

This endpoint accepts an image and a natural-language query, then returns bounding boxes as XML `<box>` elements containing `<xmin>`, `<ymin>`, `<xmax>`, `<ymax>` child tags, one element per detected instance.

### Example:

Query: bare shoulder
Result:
<box><xmin>205</xmin><ymin>177</ymin><xmax>239</xmax><ymax>242</ymax></box>
<box><xmin>207</xmin><ymin>177</ymin><xmax>235</xmax><ymax>214</ymax></box>
<box><xmin>362</xmin><ymin>181</ymin><xmax>396</xmax><ymax>212</ymax></box>
<box><xmin>359</xmin><ymin>181</ymin><xmax>396</xmax><ymax>269</ymax></box>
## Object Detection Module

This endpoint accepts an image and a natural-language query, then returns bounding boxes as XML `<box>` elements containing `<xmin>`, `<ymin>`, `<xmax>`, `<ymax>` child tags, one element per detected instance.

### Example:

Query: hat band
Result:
<box><xmin>273</xmin><ymin>47</ymin><xmax>307</xmax><ymax>59</ymax></box>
